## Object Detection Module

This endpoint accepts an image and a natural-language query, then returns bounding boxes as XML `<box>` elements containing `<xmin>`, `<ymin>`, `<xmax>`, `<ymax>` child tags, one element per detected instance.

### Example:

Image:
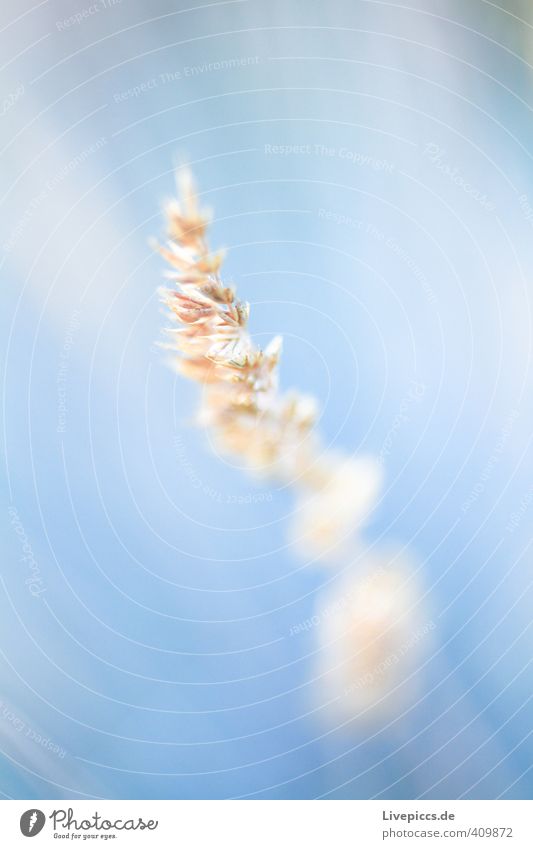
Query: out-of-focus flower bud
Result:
<box><xmin>316</xmin><ymin>556</ymin><xmax>433</xmax><ymax>724</ymax></box>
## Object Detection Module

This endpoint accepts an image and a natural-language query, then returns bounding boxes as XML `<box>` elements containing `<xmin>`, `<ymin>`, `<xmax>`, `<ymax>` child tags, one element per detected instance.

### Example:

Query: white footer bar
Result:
<box><xmin>1</xmin><ymin>800</ymin><xmax>532</xmax><ymax>847</ymax></box>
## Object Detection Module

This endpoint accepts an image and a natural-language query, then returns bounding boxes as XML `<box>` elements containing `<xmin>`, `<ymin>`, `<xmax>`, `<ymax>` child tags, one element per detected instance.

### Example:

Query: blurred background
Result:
<box><xmin>1</xmin><ymin>0</ymin><xmax>533</xmax><ymax>799</ymax></box>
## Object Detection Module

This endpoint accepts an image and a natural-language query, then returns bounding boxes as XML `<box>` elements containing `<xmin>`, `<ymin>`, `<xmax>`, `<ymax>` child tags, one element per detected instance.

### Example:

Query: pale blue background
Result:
<box><xmin>1</xmin><ymin>0</ymin><xmax>532</xmax><ymax>798</ymax></box>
